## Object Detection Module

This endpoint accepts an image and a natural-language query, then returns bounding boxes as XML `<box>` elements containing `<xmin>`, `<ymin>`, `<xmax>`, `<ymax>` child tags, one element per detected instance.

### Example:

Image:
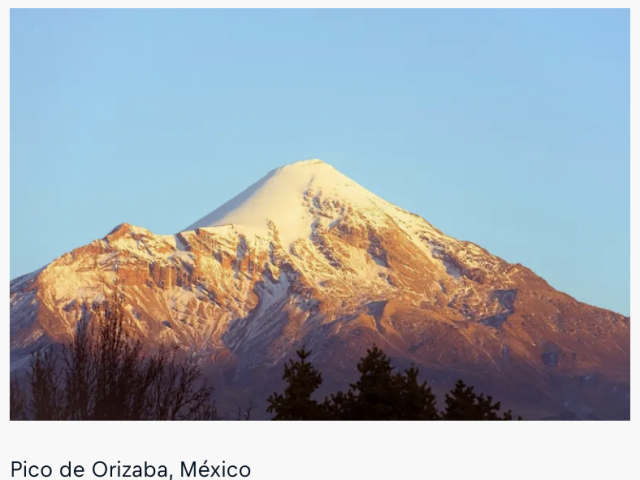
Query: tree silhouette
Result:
<box><xmin>266</xmin><ymin>347</ymin><xmax>326</xmax><ymax>420</ymax></box>
<box><xmin>328</xmin><ymin>346</ymin><xmax>439</xmax><ymax>420</ymax></box>
<box><xmin>10</xmin><ymin>376</ymin><xmax>27</xmax><ymax>420</ymax></box>
<box><xmin>11</xmin><ymin>289</ymin><xmax>217</xmax><ymax>421</ymax></box>
<box><xmin>29</xmin><ymin>348</ymin><xmax>61</xmax><ymax>420</ymax></box>
<box><xmin>442</xmin><ymin>379</ymin><xmax>517</xmax><ymax>420</ymax></box>
<box><xmin>268</xmin><ymin>346</ymin><xmax>520</xmax><ymax>421</ymax></box>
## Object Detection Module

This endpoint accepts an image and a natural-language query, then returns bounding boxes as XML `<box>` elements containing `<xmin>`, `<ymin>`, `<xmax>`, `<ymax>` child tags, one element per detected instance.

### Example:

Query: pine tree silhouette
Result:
<box><xmin>332</xmin><ymin>346</ymin><xmax>439</xmax><ymax>420</ymax></box>
<box><xmin>268</xmin><ymin>345</ymin><xmax>441</xmax><ymax>420</ymax></box>
<box><xmin>442</xmin><ymin>379</ymin><xmax>517</xmax><ymax>420</ymax></box>
<box><xmin>266</xmin><ymin>347</ymin><xmax>326</xmax><ymax>420</ymax></box>
<box><xmin>267</xmin><ymin>346</ymin><xmax>521</xmax><ymax>420</ymax></box>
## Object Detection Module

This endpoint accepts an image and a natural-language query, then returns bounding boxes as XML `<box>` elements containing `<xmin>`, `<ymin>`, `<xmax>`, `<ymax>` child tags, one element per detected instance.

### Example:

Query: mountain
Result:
<box><xmin>10</xmin><ymin>159</ymin><xmax>630</xmax><ymax>419</ymax></box>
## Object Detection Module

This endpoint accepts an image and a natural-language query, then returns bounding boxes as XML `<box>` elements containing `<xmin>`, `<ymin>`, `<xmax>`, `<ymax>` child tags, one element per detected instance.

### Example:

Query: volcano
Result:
<box><xmin>10</xmin><ymin>159</ymin><xmax>630</xmax><ymax>419</ymax></box>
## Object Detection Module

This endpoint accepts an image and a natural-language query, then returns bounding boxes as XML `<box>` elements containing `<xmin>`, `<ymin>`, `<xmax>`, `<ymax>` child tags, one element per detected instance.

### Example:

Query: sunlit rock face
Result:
<box><xmin>10</xmin><ymin>159</ymin><xmax>630</xmax><ymax>419</ymax></box>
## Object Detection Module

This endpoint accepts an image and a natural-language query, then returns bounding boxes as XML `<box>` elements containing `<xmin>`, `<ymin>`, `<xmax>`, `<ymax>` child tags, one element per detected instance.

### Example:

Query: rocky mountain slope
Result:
<box><xmin>10</xmin><ymin>159</ymin><xmax>630</xmax><ymax>419</ymax></box>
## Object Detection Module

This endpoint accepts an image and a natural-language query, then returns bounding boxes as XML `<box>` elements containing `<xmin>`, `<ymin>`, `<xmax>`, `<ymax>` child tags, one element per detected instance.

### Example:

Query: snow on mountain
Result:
<box><xmin>185</xmin><ymin>159</ymin><xmax>442</xmax><ymax>248</ymax></box>
<box><xmin>9</xmin><ymin>159</ymin><xmax>630</xmax><ymax>419</ymax></box>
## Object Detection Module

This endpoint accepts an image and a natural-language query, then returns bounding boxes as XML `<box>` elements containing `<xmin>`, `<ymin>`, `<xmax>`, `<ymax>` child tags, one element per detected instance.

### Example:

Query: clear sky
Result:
<box><xmin>11</xmin><ymin>9</ymin><xmax>629</xmax><ymax>315</ymax></box>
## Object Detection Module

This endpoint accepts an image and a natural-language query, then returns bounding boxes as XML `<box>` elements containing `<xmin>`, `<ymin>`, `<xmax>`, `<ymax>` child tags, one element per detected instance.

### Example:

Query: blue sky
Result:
<box><xmin>11</xmin><ymin>9</ymin><xmax>629</xmax><ymax>315</ymax></box>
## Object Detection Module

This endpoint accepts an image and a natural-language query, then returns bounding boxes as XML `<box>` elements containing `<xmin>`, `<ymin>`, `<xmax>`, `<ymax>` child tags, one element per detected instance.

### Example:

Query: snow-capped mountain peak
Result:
<box><xmin>10</xmin><ymin>158</ymin><xmax>630</xmax><ymax>419</ymax></box>
<box><xmin>183</xmin><ymin>159</ymin><xmax>399</xmax><ymax>248</ymax></box>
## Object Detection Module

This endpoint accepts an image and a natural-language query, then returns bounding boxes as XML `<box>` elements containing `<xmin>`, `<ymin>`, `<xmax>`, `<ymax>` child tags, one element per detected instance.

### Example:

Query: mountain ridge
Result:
<box><xmin>10</xmin><ymin>159</ymin><xmax>630</xmax><ymax>419</ymax></box>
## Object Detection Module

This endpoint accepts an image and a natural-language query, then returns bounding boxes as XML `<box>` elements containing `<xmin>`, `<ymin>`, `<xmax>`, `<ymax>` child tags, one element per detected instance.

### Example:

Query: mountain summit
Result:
<box><xmin>185</xmin><ymin>159</ymin><xmax>408</xmax><ymax>248</ymax></box>
<box><xmin>10</xmin><ymin>160</ymin><xmax>630</xmax><ymax>419</ymax></box>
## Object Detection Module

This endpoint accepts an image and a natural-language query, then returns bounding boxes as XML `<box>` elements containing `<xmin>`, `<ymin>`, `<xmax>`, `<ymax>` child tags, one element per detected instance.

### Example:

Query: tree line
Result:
<box><xmin>267</xmin><ymin>347</ymin><xmax>520</xmax><ymax>420</ymax></box>
<box><xmin>11</xmin><ymin>293</ymin><xmax>519</xmax><ymax>421</ymax></box>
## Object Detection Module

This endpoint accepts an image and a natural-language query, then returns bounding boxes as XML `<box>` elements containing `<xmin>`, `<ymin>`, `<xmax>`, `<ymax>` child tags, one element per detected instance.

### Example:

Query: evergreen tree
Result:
<box><xmin>332</xmin><ymin>346</ymin><xmax>438</xmax><ymax>420</ymax></box>
<box><xmin>346</xmin><ymin>345</ymin><xmax>397</xmax><ymax>419</ymax></box>
<box><xmin>267</xmin><ymin>346</ymin><xmax>519</xmax><ymax>421</ymax></box>
<box><xmin>266</xmin><ymin>348</ymin><xmax>326</xmax><ymax>420</ymax></box>
<box><xmin>442</xmin><ymin>379</ymin><xmax>517</xmax><ymax>420</ymax></box>
<box><xmin>394</xmin><ymin>365</ymin><xmax>439</xmax><ymax>420</ymax></box>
